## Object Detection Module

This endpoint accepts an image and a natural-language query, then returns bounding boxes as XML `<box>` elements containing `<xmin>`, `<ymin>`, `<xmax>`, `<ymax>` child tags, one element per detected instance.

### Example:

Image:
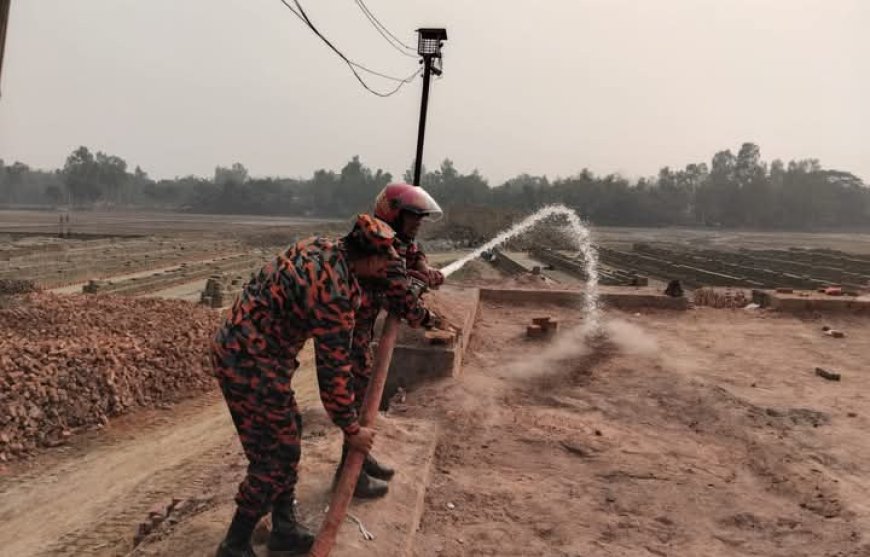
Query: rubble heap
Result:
<box><xmin>0</xmin><ymin>293</ymin><xmax>221</xmax><ymax>461</ymax></box>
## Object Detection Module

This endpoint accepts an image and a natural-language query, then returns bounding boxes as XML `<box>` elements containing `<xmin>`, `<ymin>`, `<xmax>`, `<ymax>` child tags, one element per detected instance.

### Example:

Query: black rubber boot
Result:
<box><xmin>335</xmin><ymin>446</ymin><xmax>390</xmax><ymax>499</ymax></box>
<box><xmin>215</xmin><ymin>509</ymin><xmax>258</xmax><ymax>557</ymax></box>
<box><xmin>267</xmin><ymin>494</ymin><xmax>315</xmax><ymax>557</ymax></box>
<box><xmin>342</xmin><ymin>443</ymin><xmax>395</xmax><ymax>481</ymax></box>
<box><xmin>353</xmin><ymin>470</ymin><xmax>389</xmax><ymax>499</ymax></box>
<box><xmin>363</xmin><ymin>452</ymin><xmax>396</xmax><ymax>481</ymax></box>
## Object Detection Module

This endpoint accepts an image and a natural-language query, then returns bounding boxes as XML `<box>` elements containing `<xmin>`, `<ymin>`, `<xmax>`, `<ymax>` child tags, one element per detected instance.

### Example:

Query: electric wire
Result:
<box><xmin>353</xmin><ymin>0</ymin><xmax>417</xmax><ymax>57</ymax></box>
<box><xmin>277</xmin><ymin>0</ymin><xmax>421</xmax><ymax>97</ymax></box>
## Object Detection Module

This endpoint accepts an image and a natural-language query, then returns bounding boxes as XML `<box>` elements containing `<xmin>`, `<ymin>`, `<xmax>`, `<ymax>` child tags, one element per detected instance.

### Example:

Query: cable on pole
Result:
<box><xmin>353</xmin><ymin>0</ymin><xmax>416</xmax><ymax>57</ymax></box>
<box><xmin>277</xmin><ymin>0</ymin><xmax>420</xmax><ymax>97</ymax></box>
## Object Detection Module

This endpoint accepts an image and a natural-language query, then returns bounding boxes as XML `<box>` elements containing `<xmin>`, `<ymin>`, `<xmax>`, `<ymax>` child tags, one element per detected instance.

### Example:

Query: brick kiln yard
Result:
<box><xmin>2</xmin><ymin>211</ymin><xmax>870</xmax><ymax>557</ymax></box>
<box><xmin>2</xmin><ymin>280</ymin><xmax>870</xmax><ymax>557</ymax></box>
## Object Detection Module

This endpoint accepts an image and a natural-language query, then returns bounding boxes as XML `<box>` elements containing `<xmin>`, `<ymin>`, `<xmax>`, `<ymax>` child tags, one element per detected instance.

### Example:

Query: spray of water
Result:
<box><xmin>440</xmin><ymin>204</ymin><xmax>600</xmax><ymax>332</ymax></box>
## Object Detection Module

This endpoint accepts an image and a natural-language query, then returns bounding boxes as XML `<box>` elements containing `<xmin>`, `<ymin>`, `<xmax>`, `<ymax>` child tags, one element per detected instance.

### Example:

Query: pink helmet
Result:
<box><xmin>373</xmin><ymin>183</ymin><xmax>443</xmax><ymax>225</ymax></box>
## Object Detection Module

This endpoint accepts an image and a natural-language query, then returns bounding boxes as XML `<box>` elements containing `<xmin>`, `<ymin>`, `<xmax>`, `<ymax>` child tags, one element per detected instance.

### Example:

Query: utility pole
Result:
<box><xmin>0</xmin><ymin>0</ymin><xmax>11</xmax><ymax>97</ymax></box>
<box><xmin>412</xmin><ymin>28</ymin><xmax>447</xmax><ymax>187</ymax></box>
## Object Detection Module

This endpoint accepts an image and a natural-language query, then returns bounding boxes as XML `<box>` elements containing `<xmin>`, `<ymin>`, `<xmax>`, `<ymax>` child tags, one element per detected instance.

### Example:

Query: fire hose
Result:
<box><xmin>307</xmin><ymin>313</ymin><xmax>400</xmax><ymax>557</ymax></box>
<box><xmin>309</xmin><ymin>273</ymin><xmax>431</xmax><ymax>556</ymax></box>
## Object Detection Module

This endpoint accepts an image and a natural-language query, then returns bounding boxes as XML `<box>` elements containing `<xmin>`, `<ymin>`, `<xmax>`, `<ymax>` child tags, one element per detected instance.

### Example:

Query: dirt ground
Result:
<box><xmin>4</xmin><ymin>208</ymin><xmax>870</xmax><ymax>252</ymax></box>
<box><xmin>587</xmin><ymin>226</ymin><xmax>870</xmax><ymax>254</ymax></box>
<box><xmin>409</xmin><ymin>303</ymin><xmax>870</xmax><ymax>557</ymax></box>
<box><xmin>5</xmin><ymin>206</ymin><xmax>870</xmax><ymax>556</ymax></box>
<box><xmin>3</xmin><ymin>295</ymin><xmax>870</xmax><ymax>556</ymax></box>
<box><xmin>0</xmin><ymin>342</ymin><xmax>316</xmax><ymax>557</ymax></box>
<box><xmin>0</xmin><ymin>209</ymin><xmax>342</xmax><ymax>237</ymax></box>
<box><xmin>0</xmin><ymin>391</ymin><xmax>235</xmax><ymax>556</ymax></box>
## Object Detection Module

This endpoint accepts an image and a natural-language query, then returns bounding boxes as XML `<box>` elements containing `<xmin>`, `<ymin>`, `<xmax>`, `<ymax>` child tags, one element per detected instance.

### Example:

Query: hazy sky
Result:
<box><xmin>1</xmin><ymin>0</ymin><xmax>868</xmax><ymax>184</ymax></box>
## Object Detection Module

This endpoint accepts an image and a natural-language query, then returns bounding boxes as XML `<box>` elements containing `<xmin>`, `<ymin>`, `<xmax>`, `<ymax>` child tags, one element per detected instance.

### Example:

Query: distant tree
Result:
<box><xmin>63</xmin><ymin>146</ymin><xmax>101</xmax><ymax>205</ymax></box>
<box><xmin>214</xmin><ymin>163</ymin><xmax>249</xmax><ymax>186</ymax></box>
<box><xmin>311</xmin><ymin>168</ymin><xmax>339</xmax><ymax>216</ymax></box>
<box><xmin>678</xmin><ymin>163</ymin><xmax>708</xmax><ymax>223</ymax></box>
<box><xmin>95</xmin><ymin>152</ymin><xmax>128</xmax><ymax>205</ymax></box>
<box><xmin>6</xmin><ymin>142</ymin><xmax>868</xmax><ymax>229</ymax></box>
<box><xmin>2</xmin><ymin>161</ymin><xmax>30</xmax><ymax>204</ymax></box>
<box><xmin>44</xmin><ymin>185</ymin><xmax>64</xmax><ymax>205</ymax></box>
<box><xmin>696</xmin><ymin>149</ymin><xmax>737</xmax><ymax>226</ymax></box>
<box><xmin>422</xmin><ymin>159</ymin><xmax>490</xmax><ymax>208</ymax></box>
<box><xmin>494</xmin><ymin>173</ymin><xmax>549</xmax><ymax>208</ymax></box>
<box><xmin>735</xmin><ymin>143</ymin><xmax>771</xmax><ymax>227</ymax></box>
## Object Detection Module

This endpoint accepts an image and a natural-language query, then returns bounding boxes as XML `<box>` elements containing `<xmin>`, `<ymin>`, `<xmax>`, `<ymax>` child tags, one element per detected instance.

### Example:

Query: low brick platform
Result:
<box><xmin>374</xmin><ymin>285</ymin><xmax>480</xmax><ymax>406</ymax></box>
<box><xmin>478</xmin><ymin>286</ymin><xmax>689</xmax><ymax>310</ymax></box>
<box><xmin>756</xmin><ymin>290</ymin><xmax>870</xmax><ymax>313</ymax></box>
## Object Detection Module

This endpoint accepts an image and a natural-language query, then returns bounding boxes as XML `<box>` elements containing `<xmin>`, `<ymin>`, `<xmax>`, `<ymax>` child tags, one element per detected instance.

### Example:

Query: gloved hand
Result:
<box><xmin>410</xmin><ymin>266</ymin><xmax>444</xmax><ymax>289</ymax></box>
<box><xmin>407</xmin><ymin>270</ymin><xmax>429</xmax><ymax>286</ymax></box>
<box><xmin>422</xmin><ymin>309</ymin><xmax>444</xmax><ymax>330</ymax></box>
<box><xmin>426</xmin><ymin>268</ymin><xmax>444</xmax><ymax>289</ymax></box>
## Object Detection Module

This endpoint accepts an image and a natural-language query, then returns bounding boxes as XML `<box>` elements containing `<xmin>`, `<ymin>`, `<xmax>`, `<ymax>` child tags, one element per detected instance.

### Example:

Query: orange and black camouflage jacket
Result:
<box><xmin>212</xmin><ymin>237</ymin><xmax>364</xmax><ymax>435</ymax></box>
<box><xmin>351</xmin><ymin>238</ymin><xmax>430</xmax><ymax>378</ymax></box>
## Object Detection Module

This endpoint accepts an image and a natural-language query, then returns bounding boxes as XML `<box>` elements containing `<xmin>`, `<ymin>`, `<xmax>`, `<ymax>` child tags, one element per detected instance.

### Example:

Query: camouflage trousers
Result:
<box><xmin>349</xmin><ymin>307</ymin><xmax>379</xmax><ymax>415</ymax></box>
<box><xmin>214</xmin><ymin>352</ymin><xmax>302</xmax><ymax>520</ymax></box>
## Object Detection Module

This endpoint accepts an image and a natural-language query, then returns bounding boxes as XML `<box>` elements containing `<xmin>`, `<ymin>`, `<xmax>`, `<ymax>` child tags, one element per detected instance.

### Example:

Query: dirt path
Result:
<box><xmin>0</xmin><ymin>345</ymin><xmax>319</xmax><ymax>557</ymax></box>
<box><xmin>0</xmin><ymin>392</ymin><xmax>233</xmax><ymax>556</ymax></box>
<box><xmin>148</xmin><ymin>278</ymin><xmax>209</xmax><ymax>302</ymax></box>
<box><xmin>410</xmin><ymin>304</ymin><xmax>870</xmax><ymax>556</ymax></box>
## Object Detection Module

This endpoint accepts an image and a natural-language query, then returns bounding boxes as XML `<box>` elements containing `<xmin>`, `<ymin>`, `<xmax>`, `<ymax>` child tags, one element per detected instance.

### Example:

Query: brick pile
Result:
<box><xmin>0</xmin><ymin>293</ymin><xmax>221</xmax><ymax>461</ymax></box>
<box><xmin>693</xmin><ymin>288</ymin><xmax>750</xmax><ymax>309</ymax></box>
<box><xmin>200</xmin><ymin>274</ymin><xmax>246</xmax><ymax>308</ymax></box>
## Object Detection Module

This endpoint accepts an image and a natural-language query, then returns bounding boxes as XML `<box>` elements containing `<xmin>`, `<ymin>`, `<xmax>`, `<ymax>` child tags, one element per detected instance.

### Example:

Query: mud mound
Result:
<box><xmin>0</xmin><ymin>293</ymin><xmax>221</xmax><ymax>461</ymax></box>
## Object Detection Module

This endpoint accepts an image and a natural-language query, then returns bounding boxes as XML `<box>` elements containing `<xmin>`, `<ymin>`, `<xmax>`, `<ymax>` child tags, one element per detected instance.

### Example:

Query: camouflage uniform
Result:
<box><xmin>212</xmin><ymin>236</ymin><xmax>367</xmax><ymax>521</ymax></box>
<box><xmin>349</xmin><ymin>238</ymin><xmax>430</xmax><ymax>411</ymax></box>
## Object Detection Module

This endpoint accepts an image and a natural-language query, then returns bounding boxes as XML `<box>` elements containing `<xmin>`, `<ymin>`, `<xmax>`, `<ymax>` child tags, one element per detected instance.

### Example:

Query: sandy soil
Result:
<box><xmin>410</xmin><ymin>303</ymin><xmax>870</xmax><ymax>556</ymax></box>
<box><xmin>5</xmin><ymin>209</ymin><xmax>868</xmax><ymax>252</ymax></box>
<box><xmin>591</xmin><ymin>226</ymin><xmax>870</xmax><ymax>254</ymax></box>
<box><xmin>0</xmin><ymin>209</ymin><xmax>341</xmax><ymax>236</ymax></box>
<box><xmin>0</xmin><ymin>391</ymin><xmax>234</xmax><ymax>556</ymax></box>
<box><xmin>147</xmin><ymin>278</ymin><xmax>210</xmax><ymax>302</ymax></box>
<box><xmin>0</xmin><ymin>344</ymin><xmax>319</xmax><ymax>557</ymax></box>
<box><xmin>129</xmin><ymin>413</ymin><xmax>438</xmax><ymax>557</ymax></box>
<box><xmin>3</xmin><ymin>293</ymin><xmax>870</xmax><ymax>556</ymax></box>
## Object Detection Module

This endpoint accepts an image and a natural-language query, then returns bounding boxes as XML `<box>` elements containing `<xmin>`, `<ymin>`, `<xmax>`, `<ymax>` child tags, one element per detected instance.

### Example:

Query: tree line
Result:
<box><xmin>0</xmin><ymin>142</ymin><xmax>868</xmax><ymax>230</ymax></box>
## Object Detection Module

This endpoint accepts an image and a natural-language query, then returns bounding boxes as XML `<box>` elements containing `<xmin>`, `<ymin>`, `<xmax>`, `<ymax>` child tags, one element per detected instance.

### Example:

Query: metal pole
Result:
<box><xmin>412</xmin><ymin>55</ymin><xmax>433</xmax><ymax>187</ymax></box>
<box><xmin>0</xmin><ymin>0</ymin><xmax>11</xmax><ymax>97</ymax></box>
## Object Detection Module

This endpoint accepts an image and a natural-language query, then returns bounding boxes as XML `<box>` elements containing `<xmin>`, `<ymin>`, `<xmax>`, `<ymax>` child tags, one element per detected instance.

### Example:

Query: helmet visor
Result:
<box><xmin>397</xmin><ymin>187</ymin><xmax>444</xmax><ymax>222</ymax></box>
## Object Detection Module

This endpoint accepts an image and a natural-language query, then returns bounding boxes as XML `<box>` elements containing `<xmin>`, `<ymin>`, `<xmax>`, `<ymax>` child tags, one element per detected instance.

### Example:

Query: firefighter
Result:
<box><xmin>340</xmin><ymin>183</ymin><xmax>445</xmax><ymax>498</ymax></box>
<box><xmin>211</xmin><ymin>214</ymin><xmax>401</xmax><ymax>557</ymax></box>
<box><xmin>373</xmin><ymin>182</ymin><xmax>445</xmax><ymax>289</ymax></box>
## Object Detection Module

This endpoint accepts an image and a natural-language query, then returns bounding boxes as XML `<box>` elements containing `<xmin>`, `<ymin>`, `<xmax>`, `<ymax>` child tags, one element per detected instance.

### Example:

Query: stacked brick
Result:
<box><xmin>693</xmin><ymin>288</ymin><xmax>750</xmax><ymax>309</ymax></box>
<box><xmin>0</xmin><ymin>293</ymin><xmax>221</xmax><ymax>461</ymax></box>
<box><xmin>200</xmin><ymin>274</ymin><xmax>246</xmax><ymax>308</ymax></box>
